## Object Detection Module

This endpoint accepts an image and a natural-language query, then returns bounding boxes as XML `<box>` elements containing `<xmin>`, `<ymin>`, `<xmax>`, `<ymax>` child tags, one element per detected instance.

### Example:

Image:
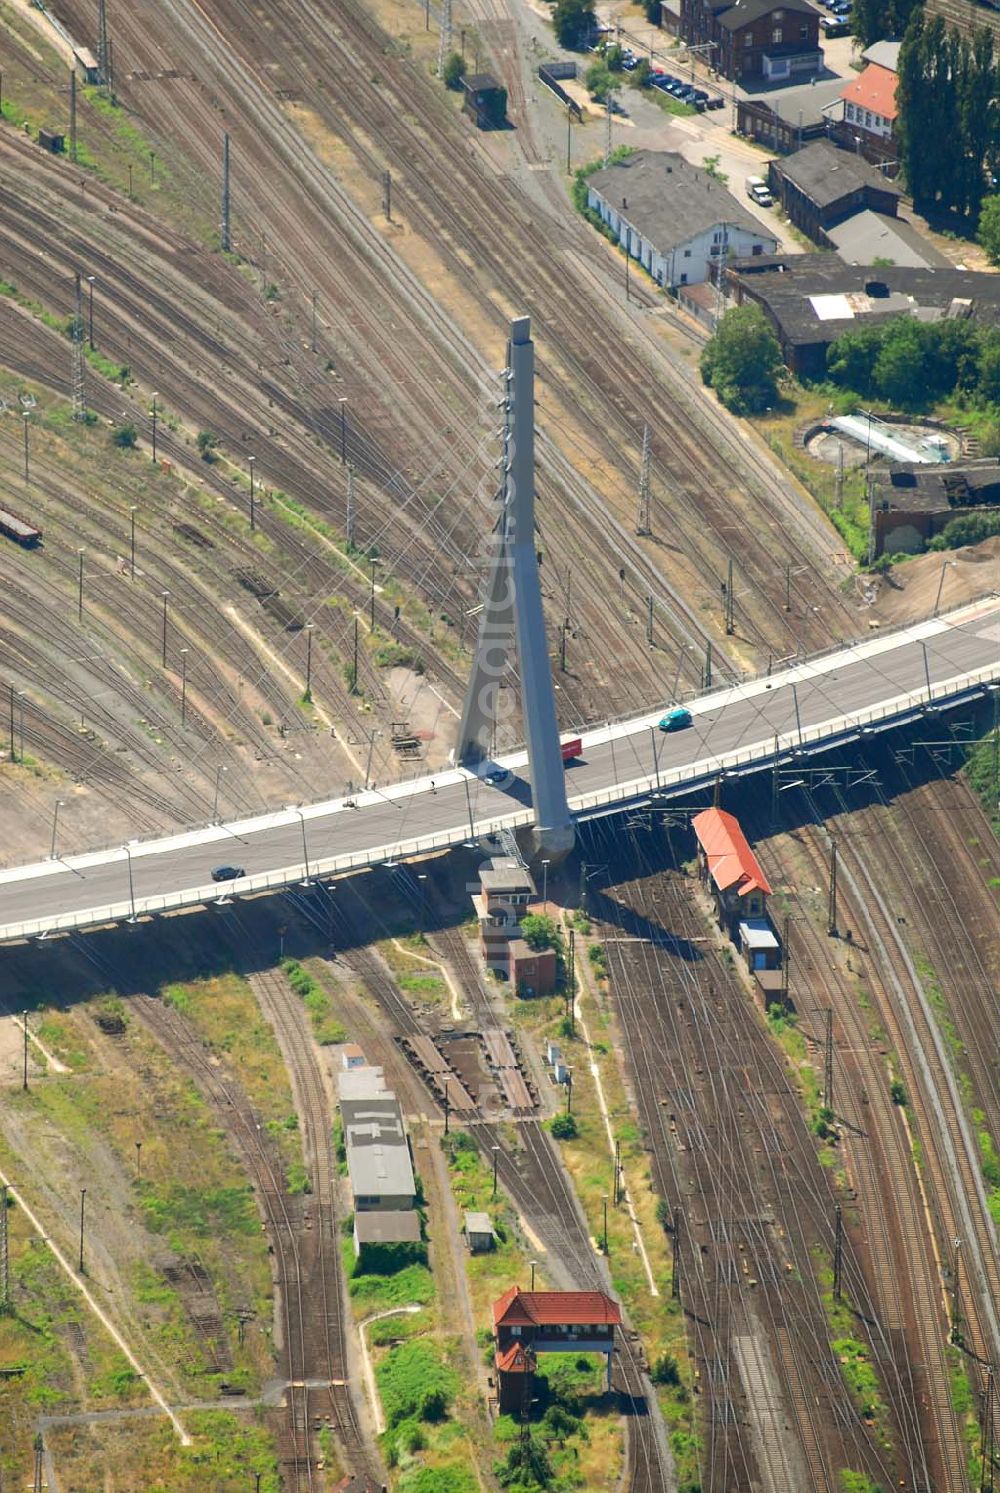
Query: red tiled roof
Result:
<box><xmin>841</xmin><ymin>63</ymin><xmax>898</xmax><ymax>121</ymax></box>
<box><xmin>495</xmin><ymin>1342</ymin><xmax>533</xmax><ymax>1373</ymax></box>
<box><xmin>492</xmin><ymin>1286</ymin><xmax>622</xmax><ymax>1329</ymax></box>
<box><xmin>691</xmin><ymin>808</ymin><xmax>772</xmax><ymax>898</ymax></box>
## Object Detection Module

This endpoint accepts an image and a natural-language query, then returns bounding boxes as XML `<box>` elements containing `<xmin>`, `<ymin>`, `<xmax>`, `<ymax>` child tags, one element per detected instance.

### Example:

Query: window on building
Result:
<box><xmin>744</xmin><ymin>31</ymin><xmax>753</xmax><ymax>46</ymax></box>
<box><xmin>845</xmin><ymin>102</ymin><xmax>854</xmax><ymax>121</ymax></box>
<box><xmin>680</xmin><ymin>272</ymin><xmax>688</xmax><ymax>284</ymax></box>
<box><xmin>799</xmin><ymin>22</ymin><xmax>808</xmax><ymax>36</ymax></box>
<box><xmin>683</xmin><ymin>248</ymin><xmax>692</xmax><ymax>257</ymax></box>
<box><xmin>865</xmin><ymin>110</ymin><xmax>872</xmax><ymax>127</ymax></box>
<box><xmin>771</xmin><ymin>26</ymin><xmax>783</xmax><ymax>41</ymax></box>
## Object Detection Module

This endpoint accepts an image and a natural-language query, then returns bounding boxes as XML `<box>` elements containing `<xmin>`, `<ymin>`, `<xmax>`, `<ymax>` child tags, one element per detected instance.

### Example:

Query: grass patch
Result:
<box><xmin>280</xmin><ymin>958</ymin><xmax>348</xmax><ymax>1044</ymax></box>
<box><xmin>348</xmin><ymin>1262</ymin><xmax>435</xmax><ymax>1313</ymax></box>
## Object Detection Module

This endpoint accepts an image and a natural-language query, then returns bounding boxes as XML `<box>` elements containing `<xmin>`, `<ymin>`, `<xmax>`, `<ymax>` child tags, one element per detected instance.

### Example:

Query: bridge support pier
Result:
<box><xmin>456</xmin><ymin>317</ymin><xmax>574</xmax><ymax>864</ymax></box>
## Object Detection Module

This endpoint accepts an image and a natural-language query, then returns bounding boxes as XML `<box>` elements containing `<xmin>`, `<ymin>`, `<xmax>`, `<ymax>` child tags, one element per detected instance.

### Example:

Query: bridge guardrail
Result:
<box><xmin>2</xmin><ymin>663</ymin><xmax>997</xmax><ymax>944</ymax></box>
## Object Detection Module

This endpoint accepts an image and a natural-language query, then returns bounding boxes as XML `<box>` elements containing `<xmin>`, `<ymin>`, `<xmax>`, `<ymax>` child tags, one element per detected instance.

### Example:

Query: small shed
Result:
<box><xmin>545</xmin><ymin>1040</ymin><xmax>561</xmax><ymax>1066</ymax></box>
<box><xmin>341</xmin><ymin>1043</ymin><xmax>366</xmax><ymax>1071</ymax></box>
<box><xmin>462</xmin><ymin>72</ymin><xmax>508</xmax><ymax>129</ymax></box>
<box><xmin>739</xmin><ymin>918</ymin><xmax>781</xmax><ymax>972</ymax></box>
<box><xmin>353</xmin><ymin>1208</ymin><xmax>423</xmax><ymax>1267</ymax></box>
<box><xmin>509</xmin><ymin>938</ymin><xmax>557</xmax><ymax>998</ymax></box>
<box><xmin>37</xmin><ymin>130</ymin><xmax>65</xmax><ymax>155</ymax></box>
<box><xmin>465</xmin><ymin>1210</ymin><xmax>496</xmax><ymax>1253</ymax></box>
<box><xmin>73</xmin><ymin>47</ymin><xmax>101</xmax><ymax>84</ymax></box>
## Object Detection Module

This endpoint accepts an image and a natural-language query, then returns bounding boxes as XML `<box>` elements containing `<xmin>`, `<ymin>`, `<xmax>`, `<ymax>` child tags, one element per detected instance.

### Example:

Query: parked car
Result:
<box><xmin>821</xmin><ymin>15</ymin><xmax>851</xmax><ymax>33</ymax></box>
<box><xmin>658</xmin><ymin>706</ymin><xmax>693</xmax><ymax>733</ymax></box>
<box><xmin>211</xmin><ymin>864</ymin><xmax>246</xmax><ymax>882</ymax></box>
<box><xmin>706</xmin><ymin>94</ymin><xmax>725</xmax><ymax>109</ymax></box>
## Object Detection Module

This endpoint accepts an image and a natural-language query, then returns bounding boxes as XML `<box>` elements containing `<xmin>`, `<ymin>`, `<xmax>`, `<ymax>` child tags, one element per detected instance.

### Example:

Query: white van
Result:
<box><xmin>745</xmin><ymin>174</ymin><xmax>774</xmax><ymax>207</ymax></box>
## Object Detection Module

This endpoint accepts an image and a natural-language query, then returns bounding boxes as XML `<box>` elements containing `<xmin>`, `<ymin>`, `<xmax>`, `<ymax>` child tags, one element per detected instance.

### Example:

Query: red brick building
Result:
<box><xmin>680</xmin><ymin>0</ymin><xmax>822</xmax><ymax>83</ymax></box>
<box><xmin>492</xmin><ymin>1287</ymin><xmax>622</xmax><ymax>1412</ymax></box>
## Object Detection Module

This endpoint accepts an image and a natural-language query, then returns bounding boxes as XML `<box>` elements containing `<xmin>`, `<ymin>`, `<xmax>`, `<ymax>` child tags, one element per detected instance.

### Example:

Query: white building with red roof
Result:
<box><xmin>825</xmin><ymin>40</ymin><xmax>900</xmax><ymax>165</ymax></box>
<box><xmin>691</xmin><ymin>808</ymin><xmax>781</xmax><ymax>972</ymax></box>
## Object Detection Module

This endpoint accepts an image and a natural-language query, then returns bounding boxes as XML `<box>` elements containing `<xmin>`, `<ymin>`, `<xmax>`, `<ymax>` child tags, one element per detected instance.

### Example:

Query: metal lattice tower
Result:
<box><xmin>221</xmin><ymin>133</ymin><xmax>231</xmax><ymax>252</ymax></box>
<box><xmin>437</xmin><ymin>0</ymin><xmax>452</xmax><ymax>77</ymax></box>
<box><xmin>97</xmin><ymin>0</ymin><xmax>110</xmax><ymax>91</ymax></box>
<box><xmin>457</xmin><ymin>317</ymin><xmax>574</xmax><ymax>861</ymax></box>
<box><xmin>0</xmin><ymin>1183</ymin><xmax>10</xmax><ymax>1316</ymax></box>
<box><xmin>71</xmin><ymin>273</ymin><xmax>86</xmax><ymax>422</ymax></box>
<box><xmin>636</xmin><ymin>423</ymin><xmax>651</xmax><ymax>535</ymax></box>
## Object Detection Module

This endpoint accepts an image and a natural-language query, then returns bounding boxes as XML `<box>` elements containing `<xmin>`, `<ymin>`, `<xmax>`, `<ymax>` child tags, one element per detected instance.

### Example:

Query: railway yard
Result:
<box><xmin>1</xmin><ymin>0</ymin><xmax>999</xmax><ymax>1489</ymax></box>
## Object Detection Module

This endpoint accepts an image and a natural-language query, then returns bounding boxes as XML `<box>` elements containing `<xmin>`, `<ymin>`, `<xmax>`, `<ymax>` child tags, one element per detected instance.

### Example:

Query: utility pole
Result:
<box><xmin>129</xmin><ymin>505</ymin><xmax>137</xmax><ymax>579</ymax></box>
<box><xmin>580</xmin><ymin>861</ymin><xmax>589</xmax><ymax>914</ymax></box>
<box><xmin>952</xmin><ymin>1240</ymin><xmax>963</xmax><ymax>1346</ymax></box>
<box><xmin>23</xmin><ymin>412</ymin><xmax>29</xmax><ymax>484</ymax></box>
<box><xmin>0</xmin><ymin>1184</ymin><xmax>9</xmax><ymax>1315</ymax></box>
<box><xmin>703</xmin><ymin>640</ymin><xmax>712</xmax><ymax>690</ymax></box>
<box><xmin>87</xmin><ymin>275</ymin><xmax>95</xmax><ymax>350</ymax></box>
<box><xmin>369</xmin><ymin>557</ymin><xmax>379</xmax><ymax>631</ymax></box>
<box><xmin>437</xmin><ymin>0</ymin><xmax>452</xmax><ymax>77</ymax></box>
<box><xmin>636</xmin><ymin>423</ymin><xmax>651</xmax><ymax>535</ymax></box>
<box><xmin>566</xmin><ymin>104</ymin><xmax>573</xmax><ymax>174</ymax></box>
<box><xmin>161</xmin><ymin>590</ymin><xmax>170</xmax><ymax>668</ymax></box>
<box><xmin>980</xmin><ymin>1363</ymin><xmax>995</xmax><ymax>1493</ymax></box>
<box><xmin>221</xmin><ymin>133</ymin><xmax>231</xmax><ymax>253</ymax></box>
<box><xmin>567</xmin><ymin>927</ymin><xmax>576</xmax><ymax>1034</ymax></box>
<box><xmin>69</xmin><ymin>67</ymin><xmax>77</xmax><ymax>163</ymax></box>
<box><xmin>824</xmin><ymin>1008</ymin><xmax>834</xmax><ymax>1115</ymax></box>
<box><xmin>646</xmin><ymin>595</ymin><xmax>654</xmax><ymax>647</ymax></box>
<box><xmin>97</xmin><ymin>0</ymin><xmax>110</xmax><ymax>94</ymax></box>
<box><xmin>827</xmin><ymin>838</ymin><xmax>838</xmax><ymax>937</ymax></box>
<box><xmin>248</xmin><ymin>454</ymin><xmax>256</xmax><ymax>531</ymax></box>
<box><xmin>345</xmin><ymin>462</ymin><xmax>356</xmax><ymax>549</ymax></box>
<box><xmin>351</xmin><ymin>615</ymin><xmax>359</xmax><ymax>695</ymax></box>
<box><xmin>614</xmin><ymin>1139</ymin><xmax>622</xmax><ymax>1206</ymax></box>
<box><xmin>77</xmin><ymin>549</ymin><xmax>85</xmax><ymax>623</ymax></box>
<box><xmin>833</xmin><ymin>1203</ymin><xmax>843</xmax><ymax>1303</ymax></box>
<box><xmin>724</xmin><ymin>557</ymin><xmax>735</xmax><ymax>636</ymax></box>
<box><xmin>784</xmin><ymin>561</ymin><xmax>791</xmax><ymax>612</ymax></box>
<box><xmin>443</xmin><ymin>1078</ymin><xmax>450</xmax><ymax>1136</ymax></box>
<box><xmin>835</xmin><ymin>441</ymin><xmax>844</xmax><ymax>509</ymax></box>
<box><xmin>78</xmin><ymin>1187</ymin><xmax>87</xmax><ymax>1274</ymax></box>
<box><xmin>150</xmin><ymin>392</ymin><xmax>158</xmax><ymax>464</ymax></box>
<box><xmin>22</xmin><ymin>1009</ymin><xmax>29</xmax><ymax>1090</ymax></box>
<box><xmin>559</xmin><ymin>616</ymin><xmax>568</xmax><ymax>673</ymax></box>
<box><xmin>71</xmin><ymin>272</ymin><xmax>86</xmax><ymax>421</ymax></box>
<box><xmin>781</xmin><ymin>915</ymin><xmax>790</xmax><ymax>1006</ymax></box>
<box><xmin>304</xmin><ymin>624</ymin><xmax>314</xmax><ymax>702</ymax></box>
<box><xmin>382</xmin><ymin>170</ymin><xmax>392</xmax><ymax>221</ymax></box>
<box><xmin>671</xmin><ymin>1207</ymin><xmax>682</xmax><ymax>1299</ymax></box>
<box><xmin>180</xmin><ymin>649</ymin><xmax>188</xmax><ymax>726</ymax></box>
<box><xmin>605</xmin><ymin>90</ymin><xmax>612</xmax><ymax>165</ymax></box>
<box><xmin>338</xmin><ymin>397</ymin><xmax>348</xmax><ymax>464</ymax></box>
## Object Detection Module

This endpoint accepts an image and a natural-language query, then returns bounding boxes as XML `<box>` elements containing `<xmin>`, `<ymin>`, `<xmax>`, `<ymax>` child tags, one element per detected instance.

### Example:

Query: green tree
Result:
<box><xmin>852</xmin><ymin>0</ymin><xmax>922</xmax><ymax>51</ymax></box>
<box><xmin>826</xmin><ymin>322</ymin><xmax>885</xmax><ymax>396</ymax></box>
<box><xmin>604</xmin><ymin>43</ymin><xmax>626</xmax><ymax>71</ymax></box>
<box><xmin>442</xmin><ymin>51</ymin><xmax>466</xmax><ymax>89</ymax></box>
<box><xmin>632</xmin><ymin>58</ymin><xmax>653</xmax><ymax>88</ymax></box>
<box><xmin>519</xmin><ymin>913</ymin><xmax>560</xmax><ymax>951</ymax></box>
<box><xmin>550</xmin><ymin>1112</ymin><xmax>579</xmax><ymax>1140</ymax></box>
<box><xmin>929</xmin><ymin>510</ymin><xmax>1000</xmax><ymax>548</ymax></box>
<box><xmin>700</xmin><ymin>305</ymin><xmax>783</xmax><ymax>414</ymax></box>
<box><xmin>701</xmin><ymin>153</ymin><xmax>728</xmax><ymax>184</ymax></box>
<box><xmin>978</xmin><ymin>194</ymin><xmax>1000</xmax><ymax>264</ymax></box>
<box><xmin>643</xmin><ymin>0</ymin><xmax>661</xmax><ymax>20</ymax></box>
<box><xmin>553</xmin><ymin>0</ymin><xmax>596</xmax><ymax>49</ymax></box>
<box><xmin>585</xmin><ymin>60</ymin><xmax>616</xmax><ymax>101</ymax></box>
<box><xmin>497</xmin><ymin>1434</ymin><xmax>554</xmax><ymax>1487</ymax></box>
<box><xmin>112</xmin><ymin>423</ymin><xmax>137</xmax><ymax>449</ymax></box>
<box><xmin>196</xmin><ymin>429</ymin><xmax>219</xmax><ymax>461</ymax></box>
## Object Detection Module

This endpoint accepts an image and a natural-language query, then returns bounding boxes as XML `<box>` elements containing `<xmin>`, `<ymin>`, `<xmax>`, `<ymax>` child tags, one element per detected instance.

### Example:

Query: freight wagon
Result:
<box><xmin>0</xmin><ymin>506</ymin><xmax>42</xmax><ymax>547</ymax></box>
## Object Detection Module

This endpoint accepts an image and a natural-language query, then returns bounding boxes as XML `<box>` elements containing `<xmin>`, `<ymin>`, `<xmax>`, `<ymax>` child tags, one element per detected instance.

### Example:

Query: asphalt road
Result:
<box><xmin>1</xmin><ymin>605</ymin><xmax>997</xmax><ymax>936</ymax></box>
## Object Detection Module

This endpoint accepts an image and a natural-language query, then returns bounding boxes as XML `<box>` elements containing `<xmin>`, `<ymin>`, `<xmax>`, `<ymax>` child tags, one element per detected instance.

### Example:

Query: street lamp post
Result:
<box><xmin>492</xmin><ymin>1144</ymin><xmax>500</xmax><ymax>1200</ymax></box>
<box><xmin>248</xmin><ymin>455</ymin><xmax>256</xmax><ymax>531</ymax></box>
<box><xmin>602</xmin><ymin>1193</ymin><xmax>609</xmax><ymax>1255</ymax></box>
<box><xmin>933</xmin><ymin>558</ymin><xmax>956</xmax><ymax>617</ymax></box>
<box><xmin>212</xmin><ymin>764</ymin><xmax>227</xmax><ymax>823</ymax></box>
<box><xmin>529</xmin><ymin>1259</ymin><xmax>538</xmax><ymax>1291</ymax></box>
<box><xmin>295</xmin><ymin>808</ymin><xmax>311</xmax><ymax>884</ymax></box>
<box><xmin>541</xmin><ymin>859</ymin><xmax>550</xmax><ymax>912</ymax></box>
<box><xmin>50</xmin><ymin>799</ymin><xmax>64</xmax><ymax>861</ymax></box>
<box><xmin>124</xmin><ymin>844</ymin><xmax>138</xmax><ymax>922</ymax></box>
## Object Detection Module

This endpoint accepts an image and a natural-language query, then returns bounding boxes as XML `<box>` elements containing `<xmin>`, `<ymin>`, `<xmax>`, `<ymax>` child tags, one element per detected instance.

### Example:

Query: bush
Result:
<box><xmin>890</xmin><ymin>1079</ymin><xmax>907</xmax><ymax>1106</ymax></box>
<box><xmin>375</xmin><ymin>1341</ymin><xmax>458</xmax><ymax>1429</ymax></box>
<box><xmin>196</xmin><ymin>429</ymin><xmax>219</xmax><ymax>461</ymax></box>
<box><xmin>550</xmin><ymin>1112</ymin><xmax>578</xmax><ymax>1140</ymax></box>
<box><xmin>373</xmin><ymin>643</ymin><xmax>424</xmax><ymax>674</ymax></box>
<box><xmin>655</xmin><ymin>1197</ymin><xmax>672</xmax><ymax>1232</ymax></box>
<box><xmin>519</xmin><ymin>913</ymin><xmax>560</xmax><ymax>952</ymax></box>
<box><xmin>929</xmin><ymin>510</ymin><xmax>1000</xmax><ymax>549</ymax></box>
<box><xmin>442</xmin><ymin>51</ymin><xmax>465</xmax><ymax>89</ymax></box>
<box><xmin>651</xmin><ymin>1352</ymin><xmax>680</xmax><ymax>1385</ymax></box>
<box><xmin>497</xmin><ymin>1434</ymin><xmax>553</xmax><ymax>1488</ymax></box>
<box><xmin>112</xmin><ymin>423</ymin><xmax>137</xmax><ymax>448</ymax></box>
<box><xmin>700</xmin><ymin>306</ymin><xmax>783</xmax><ymax>415</ymax></box>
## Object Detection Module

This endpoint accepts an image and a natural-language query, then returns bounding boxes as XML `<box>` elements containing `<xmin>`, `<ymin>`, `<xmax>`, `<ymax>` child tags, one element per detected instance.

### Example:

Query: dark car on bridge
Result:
<box><xmin>211</xmin><ymin>864</ymin><xmax>246</xmax><ymax>882</ymax></box>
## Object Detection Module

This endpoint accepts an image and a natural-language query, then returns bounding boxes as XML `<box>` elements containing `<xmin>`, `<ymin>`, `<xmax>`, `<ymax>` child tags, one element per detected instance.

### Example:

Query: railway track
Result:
<box><xmin>585</xmin><ymin>820</ymin><xmax>905</xmax><ymax>1491</ymax></box>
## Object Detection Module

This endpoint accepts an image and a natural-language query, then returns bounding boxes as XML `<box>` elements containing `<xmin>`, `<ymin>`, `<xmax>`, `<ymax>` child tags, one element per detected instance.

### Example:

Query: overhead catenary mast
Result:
<box><xmin>221</xmin><ymin>133</ymin><xmax>231</xmax><ymax>252</ymax></box>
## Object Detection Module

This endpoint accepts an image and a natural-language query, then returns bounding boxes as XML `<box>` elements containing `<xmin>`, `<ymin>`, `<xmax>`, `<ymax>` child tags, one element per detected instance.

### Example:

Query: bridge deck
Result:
<box><xmin>0</xmin><ymin>599</ymin><xmax>997</xmax><ymax>942</ymax></box>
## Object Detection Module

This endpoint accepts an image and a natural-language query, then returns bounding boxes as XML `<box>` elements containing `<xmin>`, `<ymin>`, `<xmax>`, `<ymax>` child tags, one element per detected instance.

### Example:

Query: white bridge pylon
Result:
<box><xmin>456</xmin><ymin>317</ymin><xmax>575</xmax><ymax>861</ymax></box>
